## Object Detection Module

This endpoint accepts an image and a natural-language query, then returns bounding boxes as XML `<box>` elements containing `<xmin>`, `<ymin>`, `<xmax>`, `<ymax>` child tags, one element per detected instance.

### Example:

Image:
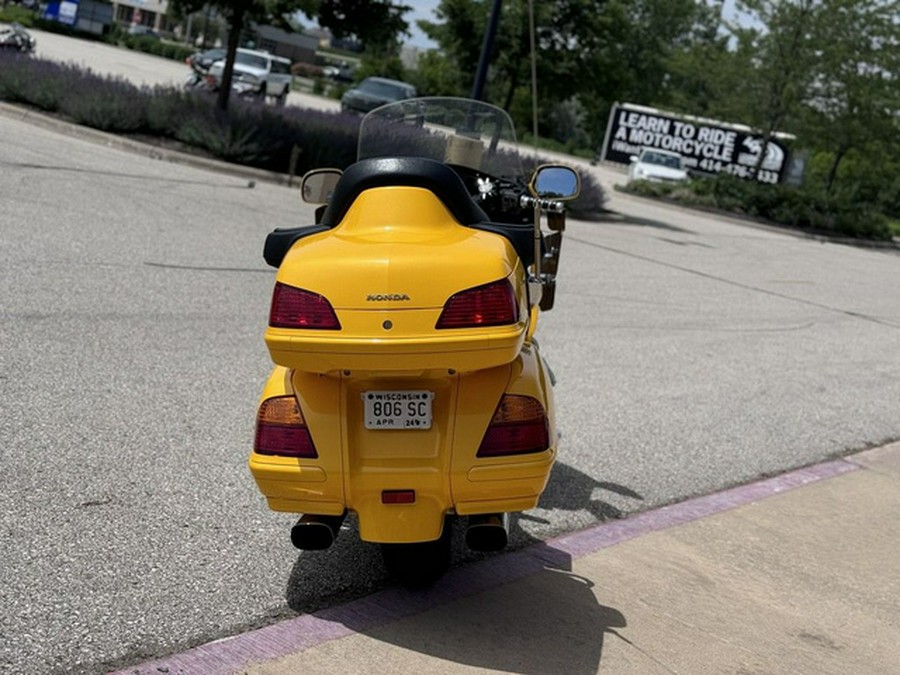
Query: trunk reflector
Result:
<box><xmin>436</xmin><ymin>279</ymin><xmax>517</xmax><ymax>329</ymax></box>
<box><xmin>382</xmin><ymin>490</ymin><xmax>416</xmax><ymax>504</ymax></box>
<box><xmin>269</xmin><ymin>282</ymin><xmax>341</xmax><ymax>330</ymax></box>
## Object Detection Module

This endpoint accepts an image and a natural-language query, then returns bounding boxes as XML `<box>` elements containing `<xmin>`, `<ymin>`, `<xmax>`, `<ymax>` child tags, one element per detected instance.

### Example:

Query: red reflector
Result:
<box><xmin>269</xmin><ymin>282</ymin><xmax>341</xmax><ymax>330</ymax></box>
<box><xmin>254</xmin><ymin>396</ymin><xmax>318</xmax><ymax>458</ymax></box>
<box><xmin>382</xmin><ymin>490</ymin><xmax>416</xmax><ymax>504</ymax></box>
<box><xmin>477</xmin><ymin>395</ymin><xmax>549</xmax><ymax>457</ymax></box>
<box><xmin>436</xmin><ymin>279</ymin><xmax>518</xmax><ymax>329</ymax></box>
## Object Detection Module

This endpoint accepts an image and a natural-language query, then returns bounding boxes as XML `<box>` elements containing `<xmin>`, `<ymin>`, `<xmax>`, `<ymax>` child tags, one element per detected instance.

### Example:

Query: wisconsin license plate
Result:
<box><xmin>363</xmin><ymin>390</ymin><xmax>433</xmax><ymax>430</ymax></box>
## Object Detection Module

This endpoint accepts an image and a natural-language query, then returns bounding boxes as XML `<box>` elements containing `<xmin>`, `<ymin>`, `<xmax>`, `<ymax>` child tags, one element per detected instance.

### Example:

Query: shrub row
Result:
<box><xmin>0</xmin><ymin>51</ymin><xmax>606</xmax><ymax>217</ymax></box>
<box><xmin>118</xmin><ymin>34</ymin><xmax>195</xmax><ymax>63</ymax></box>
<box><xmin>623</xmin><ymin>175</ymin><xmax>893</xmax><ymax>241</ymax></box>
<box><xmin>0</xmin><ymin>51</ymin><xmax>360</xmax><ymax>175</ymax></box>
<box><xmin>0</xmin><ymin>5</ymin><xmax>34</xmax><ymax>25</ymax></box>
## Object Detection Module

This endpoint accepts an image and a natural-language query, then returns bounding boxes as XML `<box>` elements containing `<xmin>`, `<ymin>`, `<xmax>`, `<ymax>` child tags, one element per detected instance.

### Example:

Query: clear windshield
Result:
<box><xmin>357</xmin><ymin>97</ymin><xmax>524</xmax><ymax>181</ymax></box>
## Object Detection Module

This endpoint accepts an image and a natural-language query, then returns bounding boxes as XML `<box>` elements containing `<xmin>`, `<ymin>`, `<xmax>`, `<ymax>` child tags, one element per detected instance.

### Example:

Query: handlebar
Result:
<box><xmin>519</xmin><ymin>195</ymin><xmax>566</xmax><ymax>214</ymax></box>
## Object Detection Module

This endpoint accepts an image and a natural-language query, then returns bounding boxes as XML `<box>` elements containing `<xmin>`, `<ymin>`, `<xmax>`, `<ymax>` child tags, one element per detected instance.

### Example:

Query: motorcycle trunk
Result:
<box><xmin>249</xmin><ymin>186</ymin><xmax>557</xmax><ymax>545</ymax></box>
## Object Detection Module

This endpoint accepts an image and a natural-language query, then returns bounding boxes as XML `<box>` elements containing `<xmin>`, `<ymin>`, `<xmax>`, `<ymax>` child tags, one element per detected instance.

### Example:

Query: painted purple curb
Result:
<box><xmin>112</xmin><ymin>458</ymin><xmax>859</xmax><ymax>674</ymax></box>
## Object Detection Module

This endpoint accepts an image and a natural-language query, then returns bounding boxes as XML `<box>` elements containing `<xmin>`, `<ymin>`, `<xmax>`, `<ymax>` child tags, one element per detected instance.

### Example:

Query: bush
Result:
<box><xmin>118</xmin><ymin>34</ymin><xmax>195</xmax><ymax>63</ymax></box>
<box><xmin>292</xmin><ymin>62</ymin><xmax>324</xmax><ymax>78</ymax></box>
<box><xmin>623</xmin><ymin>179</ymin><xmax>678</xmax><ymax>199</ymax></box>
<box><xmin>0</xmin><ymin>51</ymin><xmax>359</xmax><ymax>174</ymax></box>
<box><xmin>0</xmin><ymin>6</ymin><xmax>35</xmax><ymax>25</ymax></box>
<box><xmin>173</xmin><ymin>103</ymin><xmax>271</xmax><ymax>163</ymax></box>
<box><xmin>62</xmin><ymin>75</ymin><xmax>148</xmax><ymax>132</ymax></box>
<box><xmin>620</xmin><ymin>172</ymin><xmax>893</xmax><ymax>241</ymax></box>
<box><xmin>0</xmin><ymin>54</ymin><xmax>79</xmax><ymax>112</ymax></box>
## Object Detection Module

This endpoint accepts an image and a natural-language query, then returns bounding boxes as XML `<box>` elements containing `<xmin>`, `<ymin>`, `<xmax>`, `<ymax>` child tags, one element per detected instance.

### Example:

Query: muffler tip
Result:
<box><xmin>290</xmin><ymin>513</ymin><xmax>345</xmax><ymax>551</ymax></box>
<box><xmin>465</xmin><ymin>513</ymin><xmax>509</xmax><ymax>552</ymax></box>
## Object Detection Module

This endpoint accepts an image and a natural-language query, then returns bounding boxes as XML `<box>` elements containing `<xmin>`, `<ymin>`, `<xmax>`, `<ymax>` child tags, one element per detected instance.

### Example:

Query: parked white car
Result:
<box><xmin>206</xmin><ymin>48</ymin><xmax>293</xmax><ymax>105</ymax></box>
<box><xmin>628</xmin><ymin>148</ymin><xmax>689</xmax><ymax>184</ymax></box>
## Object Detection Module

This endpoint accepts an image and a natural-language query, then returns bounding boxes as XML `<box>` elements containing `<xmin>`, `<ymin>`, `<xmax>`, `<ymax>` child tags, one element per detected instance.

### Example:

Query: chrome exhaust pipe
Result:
<box><xmin>465</xmin><ymin>513</ymin><xmax>509</xmax><ymax>552</ymax></box>
<box><xmin>290</xmin><ymin>512</ymin><xmax>346</xmax><ymax>551</ymax></box>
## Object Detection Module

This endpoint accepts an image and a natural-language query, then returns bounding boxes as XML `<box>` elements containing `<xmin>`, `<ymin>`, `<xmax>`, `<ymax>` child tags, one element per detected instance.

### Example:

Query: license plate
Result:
<box><xmin>363</xmin><ymin>390</ymin><xmax>433</xmax><ymax>430</ymax></box>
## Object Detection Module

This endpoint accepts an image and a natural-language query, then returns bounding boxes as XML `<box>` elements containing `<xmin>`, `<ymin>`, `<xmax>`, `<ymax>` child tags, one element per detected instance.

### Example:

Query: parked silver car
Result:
<box><xmin>206</xmin><ymin>48</ymin><xmax>293</xmax><ymax>104</ymax></box>
<box><xmin>0</xmin><ymin>22</ymin><xmax>36</xmax><ymax>53</ymax></box>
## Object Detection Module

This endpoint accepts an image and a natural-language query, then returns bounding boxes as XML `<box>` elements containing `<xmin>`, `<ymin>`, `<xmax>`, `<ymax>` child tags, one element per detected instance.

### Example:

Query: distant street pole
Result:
<box><xmin>470</xmin><ymin>0</ymin><xmax>502</xmax><ymax>101</ymax></box>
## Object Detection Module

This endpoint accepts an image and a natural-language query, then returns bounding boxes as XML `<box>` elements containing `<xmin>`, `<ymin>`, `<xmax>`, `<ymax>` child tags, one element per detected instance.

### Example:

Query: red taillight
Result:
<box><xmin>269</xmin><ymin>282</ymin><xmax>341</xmax><ymax>330</ymax></box>
<box><xmin>436</xmin><ymin>279</ymin><xmax>518</xmax><ymax>329</ymax></box>
<box><xmin>254</xmin><ymin>396</ymin><xmax>318</xmax><ymax>458</ymax></box>
<box><xmin>477</xmin><ymin>395</ymin><xmax>549</xmax><ymax>457</ymax></box>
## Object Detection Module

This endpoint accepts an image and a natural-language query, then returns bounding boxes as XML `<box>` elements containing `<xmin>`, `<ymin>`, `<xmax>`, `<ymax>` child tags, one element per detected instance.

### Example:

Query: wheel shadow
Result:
<box><xmin>282</xmin><ymin>461</ymin><xmax>640</xmax><ymax>671</ymax></box>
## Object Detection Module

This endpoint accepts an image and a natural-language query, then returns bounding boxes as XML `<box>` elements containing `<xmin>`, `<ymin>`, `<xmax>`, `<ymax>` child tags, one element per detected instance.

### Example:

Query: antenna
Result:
<box><xmin>528</xmin><ymin>0</ymin><xmax>538</xmax><ymax>159</ymax></box>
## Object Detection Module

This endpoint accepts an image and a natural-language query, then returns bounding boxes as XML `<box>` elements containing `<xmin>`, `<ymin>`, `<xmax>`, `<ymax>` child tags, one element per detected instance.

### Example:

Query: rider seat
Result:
<box><xmin>264</xmin><ymin>157</ymin><xmax>537</xmax><ymax>268</ymax></box>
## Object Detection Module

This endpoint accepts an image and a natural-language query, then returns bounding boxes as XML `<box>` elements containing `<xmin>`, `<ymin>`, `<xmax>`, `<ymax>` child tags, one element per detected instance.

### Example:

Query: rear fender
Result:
<box><xmin>450</xmin><ymin>343</ymin><xmax>557</xmax><ymax>515</ymax></box>
<box><xmin>248</xmin><ymin>367</ymin><xmax>346</xmax><ymax>515</ymax></box>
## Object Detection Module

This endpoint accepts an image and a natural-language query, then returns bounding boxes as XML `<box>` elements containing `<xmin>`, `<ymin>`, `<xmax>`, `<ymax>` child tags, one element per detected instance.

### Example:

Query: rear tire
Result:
<box><xmin>380</xmin><ymin>517</ymin><xmax>452</xmax><ymax>588</ymax></box>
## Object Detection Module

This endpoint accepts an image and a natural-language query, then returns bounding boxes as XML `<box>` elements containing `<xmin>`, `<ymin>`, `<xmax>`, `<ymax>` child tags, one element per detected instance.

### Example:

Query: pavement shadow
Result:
<box><xmin>537</xmin><ymin>460</ymin><xmax>644</xmax><ymax>522</ymax></box>
<box><xmin>339</xmin><ymin>542</ymin><xmax>626</xmax><ymax>674</ymax></box>
<box><xmin>612</xmin><ymin>211</ymin><xmax>696</xmax><ymax>234</ymax></box>
<box><xmin>284</xmin><ymin>460</ymin><xmax>641</xmax><ymax>617</ymax></box>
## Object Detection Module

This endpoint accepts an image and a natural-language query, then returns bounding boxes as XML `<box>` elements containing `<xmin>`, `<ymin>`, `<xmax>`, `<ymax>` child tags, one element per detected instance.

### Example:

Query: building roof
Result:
<box><xmin>253</xmin><ymin>24</ymin><xmax>318</xmax><ymax>51</ymax></box>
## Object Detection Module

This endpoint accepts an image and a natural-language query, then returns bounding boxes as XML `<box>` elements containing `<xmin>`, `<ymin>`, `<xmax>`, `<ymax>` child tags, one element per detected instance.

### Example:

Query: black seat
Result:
<box><xmin>263</xmin><ymin>225</ymin><xmax>330</xmax><ymax>268</ymax></box>
<box><xmin>319</xmin><ymin>157</ymin><xmax>490</xmax><ymax>227</ymax></box>
<box><xmin>469</xmin><ymin>222</ymin><xmax>536</xmax><ymax>268</ymax></box>
<box><xmin>264</xmin><ymin>157</ymin><xmax>538</xmax><ymax>268</ymax></box>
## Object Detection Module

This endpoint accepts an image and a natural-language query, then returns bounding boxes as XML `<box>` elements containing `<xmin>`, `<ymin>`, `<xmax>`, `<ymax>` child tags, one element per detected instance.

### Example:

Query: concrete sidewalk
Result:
<box><xmin>119</xmin><ymin>444</ymin><xmax>900</xmax><ymax>674</ymax></box>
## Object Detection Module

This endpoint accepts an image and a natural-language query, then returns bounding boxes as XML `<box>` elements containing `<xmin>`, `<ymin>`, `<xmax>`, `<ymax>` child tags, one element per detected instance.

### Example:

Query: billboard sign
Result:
<box><xmin>600</xmin><ymin>103</ymin><xmax>794</xmax><ymax>185</ymax></box>
<box><xmin>42</xmin><ymin>0</ymin><xmax>79</xmax><ymax>26</ymax></box>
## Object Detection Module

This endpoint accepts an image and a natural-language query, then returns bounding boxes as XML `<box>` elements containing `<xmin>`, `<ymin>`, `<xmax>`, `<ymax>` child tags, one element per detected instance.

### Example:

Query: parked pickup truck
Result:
<box><xmin>207</xmin><ymin>48</ymin><xmax>293</xmax><ymax>105</ymax></box>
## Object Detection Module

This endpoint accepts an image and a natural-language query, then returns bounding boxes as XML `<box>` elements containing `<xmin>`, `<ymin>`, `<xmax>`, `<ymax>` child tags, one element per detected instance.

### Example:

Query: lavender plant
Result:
<box><xmin>0</xmin><ymin>50</ymin><xmax>605</xmax><ymax>220</ymax></box>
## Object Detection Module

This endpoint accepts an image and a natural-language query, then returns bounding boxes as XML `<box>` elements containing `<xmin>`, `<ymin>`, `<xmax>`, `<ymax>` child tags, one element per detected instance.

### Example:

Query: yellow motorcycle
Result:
<box><xmin>249</xmin><ymin>97</ymin><xmax>580</xmax><ymax>585</ymax></box>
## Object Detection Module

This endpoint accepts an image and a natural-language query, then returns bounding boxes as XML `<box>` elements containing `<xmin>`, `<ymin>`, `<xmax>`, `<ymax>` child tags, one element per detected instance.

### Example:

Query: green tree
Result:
<box><xmin>417</xmin><ymin>0</ymin><xmax>715</xmax><ymax>150</ymax></box>
<box><xmin>802</xmin><ymin>0</ymin><xmax>900</xmax><ymax>195</ymax></box>
<box><xmin>660</xmin><ymin>3</ymin><xmax>732</xmax><ymax>117</ymax></box>
<box><xmin>408</xmin><ymin>49</ymin><xmax>466</xmax><ymax>96</ymax></box>
<box><xmin>680</xmin><ymin>0</ymin><xmax>900</xmax><ymax>210</ymax></box>
<box><xmin>721</xmin><ymin>0</ymin><xmax>821</xmax><ymax>177</ymax></box>
<box><xmin>313</xmin><ymin>0</ymin><xmax>411</xmax><ymax>53</ymax></box>
<box><xmin>417</xmin><ymin>0</ymin><xmax>490</xmax><ymax>95</ymax></box>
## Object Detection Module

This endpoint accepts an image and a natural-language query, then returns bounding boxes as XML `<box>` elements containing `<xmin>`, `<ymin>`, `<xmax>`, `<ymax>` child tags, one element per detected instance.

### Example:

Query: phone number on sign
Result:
<box><xmin>697</xmin><ymin>158</ymin><xmax>779</xmax><ymax>184</ymax></box>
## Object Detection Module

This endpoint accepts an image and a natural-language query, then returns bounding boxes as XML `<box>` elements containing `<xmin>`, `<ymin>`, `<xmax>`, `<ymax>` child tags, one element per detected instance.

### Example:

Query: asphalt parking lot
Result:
<box><xmin>2</xmin><ymin>40</ymin><xmax>900</xmax><ymax>672</ymax></box>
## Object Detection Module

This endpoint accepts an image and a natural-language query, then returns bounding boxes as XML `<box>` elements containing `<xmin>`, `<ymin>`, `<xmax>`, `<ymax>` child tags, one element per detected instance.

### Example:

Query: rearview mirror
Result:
<box><xmin>530</xmin><ymin>165</ymin><xmax>580</xmax><ymax>201</ymax></box>
<box><xmin>301</xmin><ymin>169</ymin><xmax>342</xmax><ymax>204</ymax></box>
